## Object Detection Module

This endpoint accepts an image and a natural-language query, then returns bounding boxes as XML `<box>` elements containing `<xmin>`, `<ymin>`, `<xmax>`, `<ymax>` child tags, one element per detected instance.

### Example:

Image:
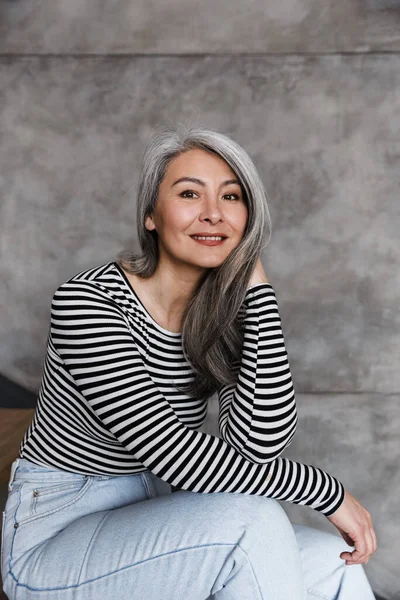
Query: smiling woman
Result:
<box><xmin>1</xmin><ymin>123</ymin><xmax>377</xmax><ymax>600</ymax></box>
<box><xmin>116</xmin><ymin>127</ymin><xmax>270</xmax><ymax>401</ymax></box>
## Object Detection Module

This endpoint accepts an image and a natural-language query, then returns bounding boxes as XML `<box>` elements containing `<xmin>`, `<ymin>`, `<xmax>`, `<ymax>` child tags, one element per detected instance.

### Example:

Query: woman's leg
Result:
<box><xmin>3</xmin><ymin>459</ymin><xmax>307</xmax><ymax>600</ymax></box>
<box><xmin>292</xmin><ymin>523</ymin><xmax>376</xmax><ymax>600</ymax></box>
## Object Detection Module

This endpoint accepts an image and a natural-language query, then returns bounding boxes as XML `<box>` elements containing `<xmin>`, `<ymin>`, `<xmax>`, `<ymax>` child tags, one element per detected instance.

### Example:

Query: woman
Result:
<box><xmin>1</xmin><ymin>124</ymin><xmax>377</xmax><ymax>599</ymax></box>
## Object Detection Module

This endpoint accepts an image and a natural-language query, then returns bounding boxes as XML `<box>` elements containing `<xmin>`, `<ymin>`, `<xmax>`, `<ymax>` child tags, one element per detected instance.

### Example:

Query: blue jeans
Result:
<box><xmin>1</xmin><ymin>458</ymin><xmax>375</xmax><ymax>600</ymax></box>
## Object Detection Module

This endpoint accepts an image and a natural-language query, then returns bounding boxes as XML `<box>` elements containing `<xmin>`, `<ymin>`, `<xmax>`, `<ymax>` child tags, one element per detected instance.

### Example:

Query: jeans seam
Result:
<box><xmin>1</xmin><ymin>510</ymin><xmax>6</xmax><ymax>580</ymax></box>
<box><xmin>77</xmin><ymin>511</ymin><xmax>111</xmax><ymax>584</ymax></box>
<box><xmin>141</xmin><ymin>472</ymin><xmax>156</xmax><ymax>499</ymax></box>
<box><xmin>8</xmin><ymin>541</ymin><xmax>263</xmax><ymax>597</ymax></box>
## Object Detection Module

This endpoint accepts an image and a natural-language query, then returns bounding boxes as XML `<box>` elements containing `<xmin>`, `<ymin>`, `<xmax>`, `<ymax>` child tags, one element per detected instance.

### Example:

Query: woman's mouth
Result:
<box><xmin>190</xmin><ymin>235</ymin><xmax>227</xmax><ymax>246</ymax></box>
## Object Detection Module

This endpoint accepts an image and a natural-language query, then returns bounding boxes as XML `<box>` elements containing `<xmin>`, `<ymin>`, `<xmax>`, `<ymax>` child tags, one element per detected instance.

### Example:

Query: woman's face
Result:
<box><xmin>145</xmin><ymin>148</ymin><xmax>248</xmax><ymax>272</ymax></box>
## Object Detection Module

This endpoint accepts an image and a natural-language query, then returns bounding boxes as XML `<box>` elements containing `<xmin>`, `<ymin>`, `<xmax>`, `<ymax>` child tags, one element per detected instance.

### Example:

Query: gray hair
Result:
<box><xmin>116</xmin><ymin>122</ymin><xmax>272</xmax><ymax>399</ymax></box>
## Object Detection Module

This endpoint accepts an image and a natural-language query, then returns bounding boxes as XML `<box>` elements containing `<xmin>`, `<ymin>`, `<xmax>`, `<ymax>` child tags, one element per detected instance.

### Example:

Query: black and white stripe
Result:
<box><xmin>218</xmin><ymin>283</ymin><xmax>298</xmax><ymax>463</ymax></box>
<box><xmin>20</xmin><ymin>261</ymin><xmax>344</xmax><ymax>516</ymax></box>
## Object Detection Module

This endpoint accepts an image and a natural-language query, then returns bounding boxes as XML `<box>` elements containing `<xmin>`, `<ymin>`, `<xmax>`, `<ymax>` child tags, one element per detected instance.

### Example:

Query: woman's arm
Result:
<box><xmin>218</xmin><ymin>281</ymin><xmax>298</xmax><ymax>463</ymax></box>
<box><xmin>50</xmin><ymin>279</ymin><xmax>345</xmax><ymax>516</ymax></box>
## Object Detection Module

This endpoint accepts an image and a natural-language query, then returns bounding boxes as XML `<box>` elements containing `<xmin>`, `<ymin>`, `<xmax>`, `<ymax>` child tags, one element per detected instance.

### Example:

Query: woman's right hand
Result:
<box><xmin>326</xmin><ymin>489</ymin><xmax>378</xmax><ymax>565</ymax></box>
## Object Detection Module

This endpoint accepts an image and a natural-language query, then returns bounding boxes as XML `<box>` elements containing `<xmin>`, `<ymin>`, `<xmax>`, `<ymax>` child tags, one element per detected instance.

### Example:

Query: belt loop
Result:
<box><xmin>8</xmin><ymin>458</ymin><xmax>20</xmax><ymax>491</ymax></box>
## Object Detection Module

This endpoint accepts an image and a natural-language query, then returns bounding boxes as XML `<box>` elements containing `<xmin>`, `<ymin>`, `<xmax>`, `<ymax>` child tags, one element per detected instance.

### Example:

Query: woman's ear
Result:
<box><xmin>145</xmin><ymin>214</ymin><xmax>156</xmax><ymax>232</ymax></box>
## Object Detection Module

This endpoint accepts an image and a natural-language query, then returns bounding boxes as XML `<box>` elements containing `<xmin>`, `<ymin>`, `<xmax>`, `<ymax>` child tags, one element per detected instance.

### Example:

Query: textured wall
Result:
<box><xmin>1</xmin><ymin>0</ymin><xmax>400</xmax><ymax>53</ymax></box>
<box><xmin>1</xmin><ymin>2</ymin><xmax>399</xmax><ymax>598</ymax></box>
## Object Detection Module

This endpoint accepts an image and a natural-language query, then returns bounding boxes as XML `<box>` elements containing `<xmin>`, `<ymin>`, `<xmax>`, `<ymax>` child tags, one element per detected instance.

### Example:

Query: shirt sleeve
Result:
<box><xmin>50</xmin><ymin>279</ymin><xmax>345</xmax><ymax>516</ymax></box>
<box><xmin>217</xmin><ymin>283</ymin><xmax>298</xmax><ymax>464</ymax></box>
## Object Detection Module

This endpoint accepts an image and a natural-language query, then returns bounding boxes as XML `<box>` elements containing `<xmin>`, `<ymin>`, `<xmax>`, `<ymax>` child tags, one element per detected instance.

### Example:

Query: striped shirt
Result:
<box><xmin>20</xmin><ymin>260</ymin><xmax>345</xmax><ymax>516</ymax></box>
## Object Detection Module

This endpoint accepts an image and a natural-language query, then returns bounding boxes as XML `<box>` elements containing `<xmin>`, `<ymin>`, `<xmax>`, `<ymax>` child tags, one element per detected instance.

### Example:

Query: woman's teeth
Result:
<box><xmin>191</xmin><ymin>236</ymin><xmax>224</xmax><ymax>241</ymax></box>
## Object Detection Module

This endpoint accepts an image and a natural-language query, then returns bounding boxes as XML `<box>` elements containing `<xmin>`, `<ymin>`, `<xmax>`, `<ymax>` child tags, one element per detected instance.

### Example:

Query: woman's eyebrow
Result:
<box><xmin>172</xmin><ymin>176</ymin><xmax>240</xmax><ymax>188</ymax></box>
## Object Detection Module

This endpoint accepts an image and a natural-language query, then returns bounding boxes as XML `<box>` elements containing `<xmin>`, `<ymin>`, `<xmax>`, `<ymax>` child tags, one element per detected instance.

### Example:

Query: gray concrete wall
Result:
<box><xmin>1</xmin><ymin>2</ymin><xmax>399</xmax><ymax>598</ymax></box>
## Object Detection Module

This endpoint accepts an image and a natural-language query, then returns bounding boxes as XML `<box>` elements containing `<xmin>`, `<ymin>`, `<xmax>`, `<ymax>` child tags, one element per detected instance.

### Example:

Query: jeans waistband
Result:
<box><xmin>8</xmin><ymin>458</ymin><xmax>149</xmax><ymax>488</ymax></box>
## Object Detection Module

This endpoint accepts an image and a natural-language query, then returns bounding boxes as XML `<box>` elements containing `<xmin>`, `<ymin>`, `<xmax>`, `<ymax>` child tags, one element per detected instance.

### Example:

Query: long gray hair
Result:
<box><xmin>116</xmin><ymin>122</ymin><xmax>272</xmax><ymax>400</ymax></box>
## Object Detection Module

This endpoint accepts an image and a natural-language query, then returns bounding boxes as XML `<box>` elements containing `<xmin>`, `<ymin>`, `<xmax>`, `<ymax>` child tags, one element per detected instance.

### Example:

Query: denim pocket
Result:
<box><xmin>29</xmin><ymin>479</ymin><xmax>92</xmax><ymax>517</ymax></box>
<box><xmin>14</xmin><ymin>476</ymin><xmax>93</xmax><ymax>527</ymax></box>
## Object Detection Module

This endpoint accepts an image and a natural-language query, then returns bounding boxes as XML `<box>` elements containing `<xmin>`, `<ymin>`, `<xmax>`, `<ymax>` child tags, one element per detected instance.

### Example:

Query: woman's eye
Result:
<box><xmin>179</xmin><ymin>190</ymin><xmax>240</xmax><ymax>201</ymax></box>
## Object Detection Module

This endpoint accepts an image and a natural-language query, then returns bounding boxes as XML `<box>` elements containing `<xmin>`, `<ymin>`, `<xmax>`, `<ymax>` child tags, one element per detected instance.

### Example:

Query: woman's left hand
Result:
<box><xmin>326</xmin><ymin>488</ymin><xmax>378</xmax><ymax>565</ymax></box>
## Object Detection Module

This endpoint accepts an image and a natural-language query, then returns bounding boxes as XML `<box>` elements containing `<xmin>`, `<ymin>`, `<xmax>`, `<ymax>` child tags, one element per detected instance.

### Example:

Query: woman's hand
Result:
<box><xmin>326</xmin><ymin>489</ymin><xmax>378</xmax><ymax>565</ymax></box>
<box><xmin>248</xmin><ymin>257</ymin><xmax>269</xmax><ymax>288</ymax></box>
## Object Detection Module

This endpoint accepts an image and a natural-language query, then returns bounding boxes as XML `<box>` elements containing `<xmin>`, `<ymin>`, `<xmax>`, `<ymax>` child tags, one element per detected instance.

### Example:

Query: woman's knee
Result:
<box><xmin>195</xmin><ymin>492</ymin><xmax>296</xmax><ymax>544</ymax></box>
<box><xmin>222</xmin><ymin>492</ymin><xmax>291</xmax><ymax>525</ymax></box>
